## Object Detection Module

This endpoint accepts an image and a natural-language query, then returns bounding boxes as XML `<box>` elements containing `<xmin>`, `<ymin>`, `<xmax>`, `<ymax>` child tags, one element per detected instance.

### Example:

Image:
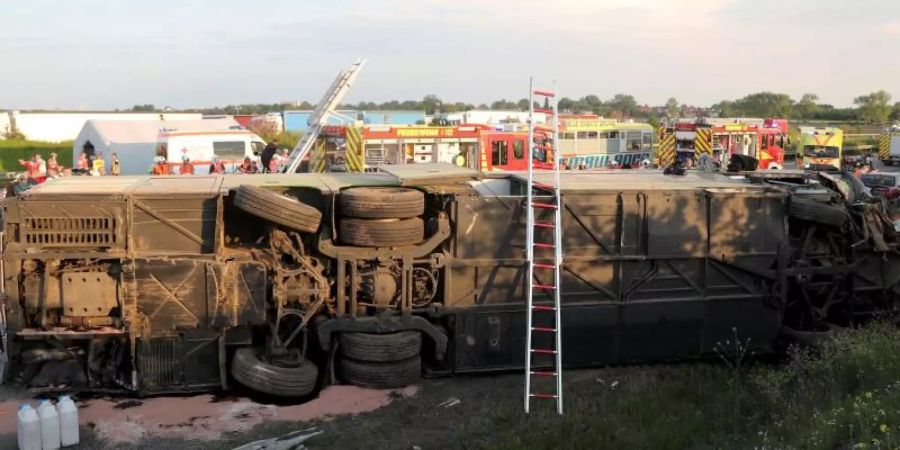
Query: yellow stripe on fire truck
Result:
<box><xmin>879</xmin><ymin>133</ymin><xmax>891</xmax><ymax>161</ymax></box>
<box><xmin>658</xmin><ymin>132</ymin><xmax>676</xmax><ymax>167</ymax></box>
<box><xmin>694</xmin><ymin>128</ymin><xmax>712</xmax><ymax>160</ymax></box>
<box><xmin>345</xmin><ymin>126</ymin><xmax>364</xmax><ymax>172</ymax></box>
<box><xmin>310</xmin><ymin>139</ymin><xmax>327</xmax><ymax>173</ymax></box>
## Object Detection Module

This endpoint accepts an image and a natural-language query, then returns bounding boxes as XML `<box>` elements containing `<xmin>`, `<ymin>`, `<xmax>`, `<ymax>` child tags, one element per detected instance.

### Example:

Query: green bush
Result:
<box><xmin>453</xmin><ymin>322</ymin><xmax>900</xmax><ymax>450</ymax></box>
<box><xmin>0</xmin><ymin>140</ymin><xmax>73</xmax><ymax>173</ymax></box>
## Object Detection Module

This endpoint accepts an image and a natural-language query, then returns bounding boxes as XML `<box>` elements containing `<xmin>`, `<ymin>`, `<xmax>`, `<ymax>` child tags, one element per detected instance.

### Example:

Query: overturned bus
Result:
<box><xmin>1</xmin><ymin>164</ymin><xmax>898</xmax><ymax>397</ymax></box>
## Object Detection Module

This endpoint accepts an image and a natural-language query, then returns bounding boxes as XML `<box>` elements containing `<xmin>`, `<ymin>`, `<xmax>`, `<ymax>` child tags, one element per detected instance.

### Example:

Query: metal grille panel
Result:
<box><xmin>23</xmin><ymin>217</ymin><xmax>116</xmax><ymax>247</ymax></box>
<box><xmin>139</xmin><ymin>337</ymin><xmax>179</xmax><ymax>387</ymax></box>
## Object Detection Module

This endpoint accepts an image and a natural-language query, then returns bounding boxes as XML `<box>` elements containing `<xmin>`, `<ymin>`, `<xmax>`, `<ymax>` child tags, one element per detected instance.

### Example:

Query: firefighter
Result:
<box><xmin>209</xmin><ymin>156</ymin><xmax>227</xmax><ymax>174</ymax></box>
<box><xmin>179</xmin><ymin>156</ymin><xmax>195</xmax><ymax>175</ymax></box>
<box><xmin>150</xmin><ymin>156</ymin><xmax>170</xmax><ymax>175</ymax></box>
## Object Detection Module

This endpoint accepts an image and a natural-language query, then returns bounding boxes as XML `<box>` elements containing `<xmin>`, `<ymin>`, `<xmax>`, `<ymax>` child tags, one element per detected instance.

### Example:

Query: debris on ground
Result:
<box><xmin>0</xmin><ymin>385</ymin><xmax>418</xmax><ymax>445</ymax></box>
<box><xmin>231</xmin><ymin>427</ymin><xmax>323</xmax><ymax>450</ymax></box>
<box><xmin>435</xmin><ymin>397</ymin><xmax>461</xmax><ymax>408</ymax></box>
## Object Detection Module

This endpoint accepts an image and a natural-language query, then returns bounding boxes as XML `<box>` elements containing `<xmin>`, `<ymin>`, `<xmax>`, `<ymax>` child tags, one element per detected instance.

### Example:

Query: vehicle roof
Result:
<box><xmin>19</xmin><ymin>165</ymin><xmax>780</xmax><ymax>198</ymax></box>
<box><xmin>507</xmin><ymin>170</ymin><xmax>774</xmax><ymax>191</ymax></box>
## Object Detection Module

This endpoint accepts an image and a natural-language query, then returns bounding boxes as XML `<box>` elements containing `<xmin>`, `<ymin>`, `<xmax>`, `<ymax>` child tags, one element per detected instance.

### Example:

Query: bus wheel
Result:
<box><xmin>231</xmin><ymin>347</ymin><xmax>318</xmax><ymax>397</ymax></box>
<box><xmin>789</xmin><ymin>197</ymin><xmax>849</xmax><ymax>230</ymax></box>
<box><xmin>339</xmin><ymin>331</ymin><xmax>422</xmax><ymax>362</ymax></box>
<box><xmin>340</xmin><ymin>187</ymin><xmax>424</xmax><ymax>219</ymax></box>
<box><xmin>339</xmin><ymin>217</ymin><xmax>424</xmax><ymax>247</ymax></box>
<box><xmin>339</xmin><ymin>355</ymin><xmax>421</xmax><ymax>389</ymax></box>
<box><xmin>233</xmin><ymin>185</ymin><xmax>322</xmax><ymax>233</ymax></box>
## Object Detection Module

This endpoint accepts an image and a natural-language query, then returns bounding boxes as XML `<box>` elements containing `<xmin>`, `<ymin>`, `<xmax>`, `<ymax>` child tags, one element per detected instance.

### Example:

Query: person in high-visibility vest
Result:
<box><xmin>151</xmin><ymin>156</ymin><xmax>170</xmax><ymax>175</ymax></box>
<box><xmin>209</xmin><ymin>156</ymin><xmax>227</xmax><ymax>174</ymax></box>
<box><xmin>179</xmin><ymin>156</ymin><xmax>195</xmax><ymax>175</ymax></box>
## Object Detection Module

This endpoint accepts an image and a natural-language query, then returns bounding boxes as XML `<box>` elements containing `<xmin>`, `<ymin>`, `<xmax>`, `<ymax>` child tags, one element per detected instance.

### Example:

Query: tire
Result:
<box><xmin>339</xmin><ymin>356</ymin><xmax>421</xmax><ymax>389</ymax></box>
<box><xmin>339</xmin><ymin>217</ymin><xmax>424</xmax><ymax>247</ymax></box>
<box><xmin>231</xmin><ymin>347</ymin><xmax>318</xmax><ymax>397</ymax></box>
<box><xmin>789</xmin><ymin>196</ymin><xmax>849</xmax><ymax>229</ymax></box>
<box><xmin>341</xmin><ymin>187</ymin><xmax>424</xmax><ymax>219</ymax></box>
<box><xmin>340</xmin><ymin>331</ymin><xmax>422</xmax><ymax>363</ymax></box>
<box><xmin>780</xmin><ymin>324</ymin><xmax>841</xmax><ymax>346</ymax></box>
<box><xmin>233</xmin><ymin>185</ymin><xmax>322</xmax><ymax>233</ymax></box>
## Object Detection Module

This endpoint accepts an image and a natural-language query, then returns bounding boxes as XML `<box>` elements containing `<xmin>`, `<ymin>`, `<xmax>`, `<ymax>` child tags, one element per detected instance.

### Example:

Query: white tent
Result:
<box><xmin>72</xmin><ymin>118</ymin><xmax>241</xmax><ymax>175</ymax></box>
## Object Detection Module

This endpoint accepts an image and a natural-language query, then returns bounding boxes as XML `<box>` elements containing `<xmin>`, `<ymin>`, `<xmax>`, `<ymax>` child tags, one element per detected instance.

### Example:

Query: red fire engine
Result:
<box><xmin>660</xmin><ymin>119</ymin><xmax>787</xmax><ymax>169</ymax></box>
<box><xmin>312</xmin><ymin>124</ymin><xmax>553</xmax><ymax>172</ymax></box>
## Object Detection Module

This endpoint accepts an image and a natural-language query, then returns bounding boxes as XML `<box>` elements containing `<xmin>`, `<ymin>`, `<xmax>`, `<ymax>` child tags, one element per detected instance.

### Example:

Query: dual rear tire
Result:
<box><xmin>339</xmin><ymin>188</ymin><xmax>425</xmax><ymax>247</ymax></box>
<box><xmin>338</xmin><ymin>331</ymin><xmax>422</xmax><ymax>389</ymax></box>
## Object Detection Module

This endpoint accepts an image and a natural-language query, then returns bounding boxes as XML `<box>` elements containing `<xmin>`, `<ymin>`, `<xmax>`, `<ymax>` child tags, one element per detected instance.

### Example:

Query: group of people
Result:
<box><xmin>74</xmin><ymin>151</ymin><xmax>121</xmax><ymax>176</ymax></box>
<box><xmin>149</xmin><ymin>141</ymin><xmax>290</xmax><ymax>176</ymax></box>
<box><xmin>5</xmin><ymin>151</ymin><xmax>122</xmax><ymax>198</ymax></box>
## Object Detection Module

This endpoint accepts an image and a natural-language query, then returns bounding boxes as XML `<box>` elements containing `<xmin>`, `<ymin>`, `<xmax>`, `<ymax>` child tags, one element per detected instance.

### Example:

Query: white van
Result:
<box><xmin>157</xmin><ymin>130</ymin><xmax>266</xmax><ymax>174</ymax></box>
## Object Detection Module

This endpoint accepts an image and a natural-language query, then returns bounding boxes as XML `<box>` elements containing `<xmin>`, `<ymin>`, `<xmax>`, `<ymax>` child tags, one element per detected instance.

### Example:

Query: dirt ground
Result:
<box><xmin>0</xmin><ymin>368</ymin><xmax>569</xmax><ymax>450</ymax></box>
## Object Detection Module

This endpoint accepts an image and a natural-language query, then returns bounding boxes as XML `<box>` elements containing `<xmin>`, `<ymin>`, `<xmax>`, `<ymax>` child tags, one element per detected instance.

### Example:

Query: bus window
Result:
<box><xmin>251</xmin><ymin>141</ymin><xmax>265</xmax><ymax>156</ymax></box>
<box><xmin>626</xmin><ymin>131</ymin><xmax>642</xmax><ymax>151</ymax></box>
<box><xmin>213</xmin><ymin>141</ymin><xmax>247</xmax><ymax>160</ymax></box>
<box><xmin>577</xmin><ymin>132</ymin><xmax>589</xmax><ymax>139</ymax></box>
<box><xmin>513</xmin><ymin>140</ymin><xmax>524</xmax><ymax>159</ymax></box>
<box><xmin>587</xmin><ymin>131</ymin><xmax>598</xmax><ymax>139</ymax></box>
<box><xmin>642</xmin><ymin>132</ymin><xmax>652</xmax><ymax>151</ymax></box>
<box><xmin>607</xmin><ymin>131</ymin><xmax>619</xmax><ymax>139</ymax></box>
<box><xmin>491</xmin><ymin>140</ymin><xmax>508</xmax><ymax>166</ymax></box>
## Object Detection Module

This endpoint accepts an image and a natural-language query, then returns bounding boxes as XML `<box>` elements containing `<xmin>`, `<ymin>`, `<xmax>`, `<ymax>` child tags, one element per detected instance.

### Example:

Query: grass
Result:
<box><xmin>0</xmin><ymin>139</ymin><xmax>73</xmax><ymax>173</ymax></box>
<box><xmin>453</xmin><ymin>322</ymin><xmax>900</xmax><ymax>450</ymax></box>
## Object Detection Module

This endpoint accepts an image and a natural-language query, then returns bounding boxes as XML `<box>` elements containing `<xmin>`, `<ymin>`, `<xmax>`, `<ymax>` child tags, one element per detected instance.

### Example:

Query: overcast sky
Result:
<box><xmin>1</xmin><ymin>0</ymin><xmax>898</xmax><ymax>110</ymax></box>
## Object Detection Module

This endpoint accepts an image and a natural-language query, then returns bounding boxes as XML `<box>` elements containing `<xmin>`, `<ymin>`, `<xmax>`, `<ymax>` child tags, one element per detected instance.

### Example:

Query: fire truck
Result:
<box><xmin>658</xmin><ymin>119</ymin><xmax>786</xmax><ymax>170</ymax></box>
<box><xmin>308</xmin><ymin>124</ymin><xmax>553</xmax><ymax>172</ymax></box>
<box><xmin>878</xmin><ymin>125</ymin><xmax>900</xmax><ymax>166</ymax></box>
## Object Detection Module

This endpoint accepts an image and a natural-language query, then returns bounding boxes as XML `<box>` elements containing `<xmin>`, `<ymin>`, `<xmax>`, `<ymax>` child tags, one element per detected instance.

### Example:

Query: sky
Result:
<box><xmin>1</xmin><ymin>0</ymin><xmax>898</xmax><ymax>110</ymax></box>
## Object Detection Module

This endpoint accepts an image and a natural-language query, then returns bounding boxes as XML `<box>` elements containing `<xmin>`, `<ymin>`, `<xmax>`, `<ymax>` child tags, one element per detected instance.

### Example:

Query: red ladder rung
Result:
<box><xmin>533</xmin><ymin>90</ymin><xmax>555</xmax><ymax>98</ymax></box>
<box><xmin>529</xmin><ymin>393</ymin><xmax>559</xmax><ymax>399</ymax></box>
<box><xmin>532</xmin><ymin>305</ymin><xmax>557</xmax><ymax>311</ymax></box>
<box><xmin>532</xmin><ymin>202</ymin><xmax>557</xmax><ymax>209</ymax></box>
<box><xmin>532</xmin><ymin>284</ymin><xmax>556</xmax><ymax>290</ymax></box>
<box><xmin>533</xmin><ymin>243</ymin><xmax>555</xmax><ymax>249</ymax></box>
<box><xmin>534</xmin><ymin>108</ymin><xmax>555</xmax><ymax>115</ymax></box>
<box><xmin>531</xmin><ymin>348</ymin><xmax>557</xmax><ymax>355</ymax></box>
<box><xmin>533</xmin><ymin>263</ymin><xmax>555</xmax><ymax>269</ymax></box>
<box><xmin>534</xmin><ymin>222</ymin><xmax>555</xmax><ymax>229</ymax></box>
<box><xmin>530</xmin><ymin>370</ymin><xmax>558</xmax><ymax>377</ymax></box>
<box><xmin>531</xmin><ymin>326</ymin><xmax>556</xmax><ymax>332</ymax></box>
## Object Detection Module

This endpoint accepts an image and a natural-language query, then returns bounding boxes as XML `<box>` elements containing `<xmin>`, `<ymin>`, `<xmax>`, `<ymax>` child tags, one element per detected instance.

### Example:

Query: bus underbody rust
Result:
<box><xmin>2</xmin><ymin>164</ymin><xmax>899</xmax><ymax>398</ymax></box>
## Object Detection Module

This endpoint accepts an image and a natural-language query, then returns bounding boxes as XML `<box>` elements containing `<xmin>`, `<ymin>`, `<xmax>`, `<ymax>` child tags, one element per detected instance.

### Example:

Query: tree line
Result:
<box><xmin>131</xmin><ymin>90</ymin><xmax>900</xmax><ymax>124</ymax></box>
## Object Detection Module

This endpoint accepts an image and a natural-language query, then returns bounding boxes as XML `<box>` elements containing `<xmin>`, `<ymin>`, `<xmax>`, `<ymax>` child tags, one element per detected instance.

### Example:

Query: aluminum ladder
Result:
<box><xmin>524</xmin><ymin>79</ymin><xmax>563</xmax><ymax>415</ymax></box>
<box><xmin>283</xmin><ymin>59</ymin><xmax>366</xmax><ymax>173</ymax></box>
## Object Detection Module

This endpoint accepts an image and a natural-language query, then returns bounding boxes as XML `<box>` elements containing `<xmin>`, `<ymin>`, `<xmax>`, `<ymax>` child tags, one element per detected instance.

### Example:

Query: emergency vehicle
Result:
<box><xmin>658</xmin><ymin>119</ymin><xmax>786</xmax><ymax>170</ymax></box>
<box><xmin>556</xmin><ymin>118</ymin><xmax>654</xmax><ymax>168</ymax></box>
<box><xmin>308</xmin><ymin>124</ymin><xmax>554</xmax><ymax>172</ymax></box>
<box><xmin>155</xmin><ymin>130</ymin><xmax>266</xmax><ymax>175</ymax></box>
<box><xmin>799</xmin><ymin>127</ymin><xmax>843</xmax><ymax>170</ymax></box>
<box><xmin>878</xmin><ymin>125</ymin><xmax>900</xmax><ymax>166</ymax></box>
